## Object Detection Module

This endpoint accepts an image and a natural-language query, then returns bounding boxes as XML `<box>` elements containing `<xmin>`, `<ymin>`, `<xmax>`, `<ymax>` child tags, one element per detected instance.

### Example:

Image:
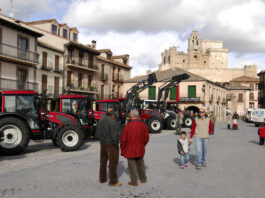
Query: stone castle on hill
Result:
<box><xmin>158</xmin><ymin>31</ymin><xmax>257</xmax><ymax>82</ymax></box>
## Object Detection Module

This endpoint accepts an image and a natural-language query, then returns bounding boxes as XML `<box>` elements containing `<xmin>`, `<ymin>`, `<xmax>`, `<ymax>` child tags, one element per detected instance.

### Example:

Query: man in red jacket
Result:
<box><xmin>120</xmin><ymin>109</ymin><xmax>149</xmax><ymax>186</ymax></box>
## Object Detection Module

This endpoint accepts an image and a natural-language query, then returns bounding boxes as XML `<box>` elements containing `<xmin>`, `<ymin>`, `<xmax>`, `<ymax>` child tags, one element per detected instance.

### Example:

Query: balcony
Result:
<box><xmin>179</xmin><ymin>94</ymin><xmax>204</xmax><ymax>103</ymax></box>
<box><xmin>0</xmin><ymin>78</ymin><xmax>38</xmax><ymax>91</ymax></box>
<box><xmin>54</xmin><ymin>68</ymin><xmax>64</xmax><ymax>73</ymax></box>
<box><xmin>209</xmin><ymin>94</ymin><xmax>214</xmax><ymax>103</ymax></box>
<box><xmin>66</xmin><ymin>83</ymin><xmax>98</xmax><ymax>94</ymax></box>
<box><xmin>101</xmin><ymin>73</ymin><xmax>108</xmax><ymax>81</ymax></box>
<box><xmin>0</xmin><ymin>43</ymin><xmax>39</xmax><ymax>66</ymax></box>
<box><xmin>41</xmin><ymin>65</ymin><xmax>53</xmax><ymax>71</ymax></box>
<box><xmin>66</xmin><ymin>59</ymin><xmax>98</xmax><ymax>72</ymax></box>
<box><xmin>113</xmin><ymin>74</ymin><xmax>124</xmax><ymax>83</ymax></box>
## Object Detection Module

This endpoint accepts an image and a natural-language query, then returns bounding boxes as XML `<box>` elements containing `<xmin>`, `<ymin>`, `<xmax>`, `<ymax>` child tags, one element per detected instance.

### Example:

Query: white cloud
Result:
<box><xmin>63</xmin><ymin>0</ymin><xmax>265</xmax><ymax>76</ymax></box>
<box><xmin>79</xmin><ymin>30</ymin><xmax>186</xmax><ymax>77</ymax></box>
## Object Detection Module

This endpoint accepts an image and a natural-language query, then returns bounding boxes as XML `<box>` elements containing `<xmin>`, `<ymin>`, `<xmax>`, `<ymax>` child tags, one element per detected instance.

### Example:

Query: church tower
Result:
<box><xmin>188</xmin><ymin>31</ymin><xmax>203</xmax><ymax>68</ymax></box>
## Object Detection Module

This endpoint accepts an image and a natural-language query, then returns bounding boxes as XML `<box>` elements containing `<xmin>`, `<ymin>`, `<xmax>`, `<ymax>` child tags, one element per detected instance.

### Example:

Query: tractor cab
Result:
<box><xmin>58</xmin><ymin>95</ymin><xmax>90</xmax><ymax>126</ymax></box>
<box><xmin>1</xmin><ymin>90</ymin><xmax>41</xmax><ymax>131</ymax></box>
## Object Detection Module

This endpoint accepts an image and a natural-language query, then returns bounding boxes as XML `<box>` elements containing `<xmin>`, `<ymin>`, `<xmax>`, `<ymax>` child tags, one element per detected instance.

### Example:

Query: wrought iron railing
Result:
<box><xmin>0</xmin><ymin>78</ymin><xmax>38</xmax><ymax>91</ymax></box>
<box><xmin>0</xmin><ymin>43</ymin><xmax>39</xmax><ymax>63</ymax></box>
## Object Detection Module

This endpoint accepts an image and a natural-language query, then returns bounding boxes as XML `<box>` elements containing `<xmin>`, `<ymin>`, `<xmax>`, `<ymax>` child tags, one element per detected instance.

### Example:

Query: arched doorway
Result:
<box><xmin>186</xmin><ymin>106</ymin><xmax>200</xmax><ymax>114</ymax></box>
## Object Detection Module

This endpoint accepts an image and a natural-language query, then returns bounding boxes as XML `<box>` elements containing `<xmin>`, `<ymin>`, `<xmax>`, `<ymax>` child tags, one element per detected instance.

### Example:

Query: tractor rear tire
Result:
<box><xmin>147</xmin><ymin>117</ymin><xmax>163</xmax><ymax>133</ymax></box>
<box><xmin>183</xmin><ymin>115</ymin><xmax>193</xmax><ymax>128</ymax></box>
<box><xmin>166</xmin><ymin>116</ymin><xmax>176</xmax><ymax>130</ymax></box>
<box><xmin>0</xmin><ymin>117</ymin><xmax>30</xmax><ymax>155</ymax></box>
<box><xmin>57</xmin><ymin>126</ymin><xmax>83</xmax><ymax>152</ymax></box>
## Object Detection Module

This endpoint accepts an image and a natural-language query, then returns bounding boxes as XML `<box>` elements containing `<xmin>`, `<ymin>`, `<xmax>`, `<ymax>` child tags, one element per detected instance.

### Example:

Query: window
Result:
<box><xmin>63</xmin><ymin>29</ymin><xmax>68</xmax><ymax>38</ymax></box>
<box><xmin>78</xmin><ymin>51</ymin><xmax>83</xmax><ymax>65</ymax></box>
<box><xmin>170</xmin><ymin>87</ymin><xmax>178</xmax><ymax>100</ymax></box>
<box><xmin>194</xmin><ymin>55</ymin><xmax>197</xmax><ymax>59</ymax></box>
<box><xmin>188</xmin><ymin>86</ymin><xmax>196</xmax><ymax>98</ymax></box>
<box><xmin>183</xmin><ymin>60</ymin><xmax>185</xmax><ymax>63</ymax></box>
<box><xmin>164</xmin><ymin>57</ymin><xmax>166</xmax><ymax>64</ymax></box>
<box><xmin>52</xmin><ymin>24</ymin><xmax>57</xmax><ymax>34</ymax></box>
<box><xmin>238</xmin><ymin>93</ymin><xmax>243</xmax><ymax>102</ymax></box>
<box><xmin>204</xmin><ymin>61</ymin><xmax>206</xmax><ymax>64</ymax></box>
<box><xmin>148</xmin><ymin>86</ymin><xmax>156</xmax><ymax>100</ymax></box>
<box><xmin>168</xmin><ymin>56</ymin><xmax>170</xmax><ymax>64</ymax></box>
<box><xmin>55</xmin><ymin>55</ymin><xmax>59</xmax><ymax>70</ymax></box>
<box><xmin>17</xmin><ymin>69</ymin><xmax>27</xmax><ymax>89</ymax></box>
<box><xmin>42</xmin><ymin>52</ymin><xmax>47</xmax><ymax>67</ymax></box>
<box><xmin>249</xmin><ymin>92</ymin><xmax>254</xmax><ymax>100</ymax></box>
<box><xmin>78</xmin><ymin>73</ymin><xmax>83</xmax><ymax>88</ymax></box>
<box><xmin>68</xmin><ymin>49</ymin><xmax>72</xmax><ymax>63</ymax></box>
<box><xmin>101</xmin><ymin>85</ymin><xmax>104</xmax><ymax>99</ymax></box>
<box><xmin>101</xmin><ymin>64</ymin><xmax>105</xmax><ymax>80</ymax></box>
<box><xmin>73</xmin><ymin>33</ymin><xmax>78</xmax><ymax>41</ymax></box>
<box><xmin>196</xmin><ymin>40</ymin><xmax>199</xmax><ymax>45</ymax></box>
<box><xmin>249</xmin><ymin>84</ymin><xmax>254</xmax><ymax>91</ymax></box>
<box><xmin>18</xmin><ymin>37</ymin><xmax>28</xmax><ymax>59</ymax></box>
<box><xmin>192</xmin><ymin>40</ymin><xmax>194</xmax><ymax>46</ymax></box>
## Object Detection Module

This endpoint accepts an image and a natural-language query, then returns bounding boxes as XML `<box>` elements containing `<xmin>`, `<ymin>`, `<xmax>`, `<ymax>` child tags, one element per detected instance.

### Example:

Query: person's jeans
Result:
<box><xmin>260</xmin><ymin>137</ymin><xmax>265</xmax><ymax>145</ymax></box>
<box><xmin>180</xmin><ymin>152</ymin><xmax>189</xmax><ymax>167</ymax></box>
<box><xmin>127</xmin><ymin>158</ymin><xmax>147</xmax><ymax>184</ymax></box>
<box><xmin>194</xmin><ymin>137</ymin><xmax>209</xmax><ymax>166</ymax></box>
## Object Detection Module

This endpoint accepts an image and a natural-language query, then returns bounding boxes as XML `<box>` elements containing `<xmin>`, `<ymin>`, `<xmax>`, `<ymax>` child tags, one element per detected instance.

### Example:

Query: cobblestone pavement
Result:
<box><xmin>0</xmin><ymin>121</ymin><xmax>265</xmax><ymax>198</ymax></box>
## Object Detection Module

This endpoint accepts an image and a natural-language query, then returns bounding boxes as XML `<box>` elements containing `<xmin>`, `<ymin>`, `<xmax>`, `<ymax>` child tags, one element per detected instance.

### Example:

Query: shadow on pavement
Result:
<box><xmin>117</xmin><ymin>160</ymin><xmax>148</xmax><ymax>178</ymax></box>
<box><xmin>173</xmin><ymin>154</ymin><xmax>196</xmax><ymax>167</ymax></box>
<box><xmin>248</xmin><ymin>140</ymin><xmax>260</xmax><ymax>145</ymax></box>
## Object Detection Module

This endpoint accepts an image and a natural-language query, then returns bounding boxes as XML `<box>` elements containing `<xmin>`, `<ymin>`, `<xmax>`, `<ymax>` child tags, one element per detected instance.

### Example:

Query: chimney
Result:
<box><xmin>91</xmin><ymin>40</ymin><xmax>96</xmax><ymax>48</ymax></box>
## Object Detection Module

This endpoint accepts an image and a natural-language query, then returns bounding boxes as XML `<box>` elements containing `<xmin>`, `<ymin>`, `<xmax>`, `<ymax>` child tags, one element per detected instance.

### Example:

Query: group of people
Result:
<box><xmin>177</xmin><ymin>108</ymin><xmax>214</xmax><ymax>170</ymax></box>
<box><xmin>226</xmin><ymin>112</ymin><xmax>239</xmax><ymax>130</ymax></box>
<box><xmin>96</xmin><ymin>108</ymin><xmax>149</xmax><ymax>187</ymax></box>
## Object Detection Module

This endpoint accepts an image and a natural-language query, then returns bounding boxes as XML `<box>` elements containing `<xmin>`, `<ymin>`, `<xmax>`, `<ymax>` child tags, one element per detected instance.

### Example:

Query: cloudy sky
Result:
<box><xmin>0</xmin><ymin>0</ymin><xmax>264</xmax><ymax>77</ymax></box>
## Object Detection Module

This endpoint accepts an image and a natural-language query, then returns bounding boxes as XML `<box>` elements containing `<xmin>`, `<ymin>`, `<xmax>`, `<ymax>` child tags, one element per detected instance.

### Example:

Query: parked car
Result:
<box><xmin>253</xmin><ymin>108</ymin><xmax>265</xmax><ymax>127</ymax></box>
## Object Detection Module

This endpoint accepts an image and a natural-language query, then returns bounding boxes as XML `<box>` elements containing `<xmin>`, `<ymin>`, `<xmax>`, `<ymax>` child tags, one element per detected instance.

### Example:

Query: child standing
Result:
<box><xmin>258</xmin><ymin>124</ymin><xmax>265</xmax><ymax>145</ymax></box>
<box><xmin>177</xmin><ymin>131</ymin><xmax>190</xmax><ymax>169</ymax></box>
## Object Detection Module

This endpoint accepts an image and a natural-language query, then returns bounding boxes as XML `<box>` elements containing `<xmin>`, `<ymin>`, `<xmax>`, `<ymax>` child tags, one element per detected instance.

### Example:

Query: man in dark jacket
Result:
<box><xmin>120</xmin><ymin>109</ymin><xmax>149</xmax><ymax>186</ymax></box>
<box><xmin>96</xmin><ymin>108</ymin><xmax>122</xmax><ymax>186</ymax></box>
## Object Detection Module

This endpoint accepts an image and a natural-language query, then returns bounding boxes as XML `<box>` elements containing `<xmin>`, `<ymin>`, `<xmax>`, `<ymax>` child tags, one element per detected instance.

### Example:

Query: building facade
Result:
<box><xmin>124</xmin><ymin>68</ymin><xmax>227</xmax><ymax>121</ymax></box>
<box><xmin>258</xmin><ymin>70</ymin><xmax>265</xmax><ymax>108</ymax></box>
<box><xmin>37</xmin><ymin>41</ymin><xmax>64</xmax><ymax>97</ymax></box>
<box><xmin>223</xmin><ymin>83</ymin><xmax>250</xmax><ymax>115</ymax></box>
<box><xmin>229</xmin><ymin>76</ymin><xmax>259</xmax><ymax>109</ymax></box>
<box><xmin>96</xmin><ymin>50</ymin><xmax>131</xmax><ymax>99</ymax></box>
<box><xmin>0</xmin><ymin>13</ymin><xmax>42</xmax><ymax>92</ymax></box>
<box><xmin>159</xmin><ymin>31</ymin><xmax>257</xmax><ymax>82</ymax></box>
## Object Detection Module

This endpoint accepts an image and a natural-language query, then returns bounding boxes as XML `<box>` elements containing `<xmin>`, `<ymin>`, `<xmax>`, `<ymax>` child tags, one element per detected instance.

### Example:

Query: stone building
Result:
<box><xmin>258</xmin><ymin>70</ymin><xmax>265</xmax><ymax>108</ymax></box>
<box><xmin>159</xmin><ymin>30</ymin><xmax>257</xmax><ymax>82</ymax></box>
<box><xmin>123</xmin><ymin>67</ymin><xmax>227</xmax><ymax>121</ymax></box>
<box><xmin>96</xmin><ymin>50</ymin><xmax>131</xmax><ymax>99</ymax></box>
<box><xmin>229</xmin><ymin>76</ymin><xmax>259</xmax><ymax>109</ymax></box>
<box><xmin>223</xmin><ymin>83</ymin><xmax>250</xmax><ymax>116</ymax></box>
<box><xmin>0</xmin><ymin>12</ymin><xmax>42</xmax><ymax>92</ymax></box>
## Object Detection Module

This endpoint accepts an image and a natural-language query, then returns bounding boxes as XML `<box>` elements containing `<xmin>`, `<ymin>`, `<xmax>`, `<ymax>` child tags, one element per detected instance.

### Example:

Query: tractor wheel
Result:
<box><xmin>0</xmin><ymin>117</ymin><xmax>30</xmax><ymax>155</ymax></box>
<box><xmin>183</xmin><ymin>115</ymin><xmax>193</xmax><ymax>128</ymax></box>
<box><xmin>147</xmin><ymin>117</ymin><xmax>163</xmax><ymax>133</ymax></box>
<box><xmin>56</xmin><ymin>126</ymin><xmax>83</xmax><ymax>152</ymax></box>
<box><xmin>166</xmin><ymin>116</ymin><xmax>176</xmax><ymax>130</ymax></box>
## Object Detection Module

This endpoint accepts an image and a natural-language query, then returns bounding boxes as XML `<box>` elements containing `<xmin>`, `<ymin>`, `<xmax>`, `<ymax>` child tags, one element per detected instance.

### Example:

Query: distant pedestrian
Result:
<box><xmin>226</xmin><ymin>113</ymin><xmax>232</xmax><ymax>130</ymax></box>
<box><xmin>258</xmin><ymin>124</ymin><xmax>265</xmax><ymax>145</ymax></box>
<box><xmin>232</xmin><ymin>112</ymin><xmax>239</xmax><ymax>120</ymax></box>
<box><xmin>96</xmin><ymin>108</ymin><xmax>122</xmax><ymax>186</ymax></box>
<box><xmin>209</xmin><ymin>111</ymin><xmax>216</xmax><ymax>135</ymax></box>
<box><xmin>120</xmin><ymin>109</ymin><xmax>149</xmax><ymax>187</ymax></box>
<box><xmin>189</xmin><ymin>108</ymin><xmax>213</xmax><ymax>170</ymax></box>
<box><xmin>177</xmin><ymin>131</ymin><xmax>190</xmax><ymax>169</ymax></box>
<box><xmin>176</xmin><ymin>109</ymin><xmax>184</xmax><ymax>135</ymax></box>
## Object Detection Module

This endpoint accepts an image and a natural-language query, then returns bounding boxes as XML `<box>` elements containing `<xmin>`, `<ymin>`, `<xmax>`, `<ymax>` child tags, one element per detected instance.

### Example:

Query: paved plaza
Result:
<box><xmin>0</xmin><ymin>121</ymin><xmax>265</xmax><ymax>198</ymax></box>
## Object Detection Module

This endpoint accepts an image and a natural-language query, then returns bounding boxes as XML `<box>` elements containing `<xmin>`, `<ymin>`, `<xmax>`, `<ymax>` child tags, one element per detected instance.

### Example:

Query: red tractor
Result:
<box><xmin>51</xmin><ymin>95</ymin><xmax>96</xmax><ymax>138</ymax></box>
<box><xmin>0</xmin><ymin>90</ymin><xmax>84</xmax><ymax>155</ymax></box>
